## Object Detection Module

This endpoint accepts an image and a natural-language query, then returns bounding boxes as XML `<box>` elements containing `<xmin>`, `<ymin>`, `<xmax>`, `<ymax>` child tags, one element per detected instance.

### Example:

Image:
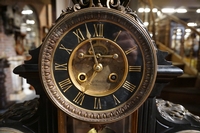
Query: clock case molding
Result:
<box><xmin>1</xmin><ymin>0</ymin><xmax>200</xmax><ymax>132</ymax></box>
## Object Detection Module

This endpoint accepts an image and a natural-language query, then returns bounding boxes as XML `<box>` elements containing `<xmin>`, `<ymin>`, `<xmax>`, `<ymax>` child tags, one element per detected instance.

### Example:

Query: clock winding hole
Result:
<box><xmin>109</xmin><ymin>73</ymin><xmax>118</xmax><ymax>82</ymax></box>
<box><xmin>78</xmin><ymin>73</ymin><xmax>87</xmax><ymax>82</ymax></box>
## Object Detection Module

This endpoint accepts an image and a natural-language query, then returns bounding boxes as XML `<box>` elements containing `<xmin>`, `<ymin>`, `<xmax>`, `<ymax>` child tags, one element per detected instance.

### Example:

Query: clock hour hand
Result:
<box><xmin>84</xmin><ymin>71</ymin><xmax>97</xmax><ymax>92</ymax></box>
<box><xmin>84</xmin><ymin>63</ymin><xmax>103</xmax><ymax>92</ymax></box>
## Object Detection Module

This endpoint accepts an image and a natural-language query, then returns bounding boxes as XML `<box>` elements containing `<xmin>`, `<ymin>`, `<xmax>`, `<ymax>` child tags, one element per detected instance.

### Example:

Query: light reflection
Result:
<box><xmin>185</xmin><ymin>29</ymin><xmax>191</xmax><ymax>33</ymax></box>
<box><xmin>21</xmin><ymin>9</ymin><xmax>33</xmax><ymax>15</ymax></box>
<box><xmin>26</xmin><ymin>20</ymin><xmax>35</xmax><ymax>25</ymax></box>
<box><xmin>161</xmin><ymin>8</ymin><xmax>175</xmax><ymax>13</ymax></box>
<box><xmin>143</xmin><ymin>22</ymin><xmax>149</xmax><ymax>27</ymax></box>
<box><xmin>152</xmin><ymin>8</ymin><xmax>158</xmax><ymax>13</ymax></box>
<box><xmin>176</xmin><ymin>9</ymin><xmax>187</xmax><ymax>13</ymax></box>
<box><xmin>187</xmin><ymin>22</ymin><xmax>197</xmax><ymax>27</ymax></box>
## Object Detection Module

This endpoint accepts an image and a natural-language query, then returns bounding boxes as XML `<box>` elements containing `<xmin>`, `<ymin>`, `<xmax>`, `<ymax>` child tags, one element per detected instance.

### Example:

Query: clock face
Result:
<box><xmin>53</xmin><ymin>21</ymin><xmax>142</xmax><ymax>110</ymax></box>
<box><xmin>39</xmin><ymin>7</ymin><xmax>157</xmax><ymax>123</ymax></box>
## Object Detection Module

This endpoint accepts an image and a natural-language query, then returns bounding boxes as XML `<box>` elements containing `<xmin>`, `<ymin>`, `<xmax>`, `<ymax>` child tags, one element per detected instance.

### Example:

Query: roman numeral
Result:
<box><xmin>129</xmin><ymin>66</ymin><xmax>141</xmax><ymax>72</ymax></box>
<box><xmin>73</xmin><ymin>92</ymin><xmax>85</xmax><ymax>105</ymax></box>
<box><xmin>59</xmin><ymin>44</ymin><xmax>72</xmax><ymax>54</ymax></box>
<box><xmin>55</xmin><ymin>63</ymin><xmax>68</xmax><ymax>70</ymax></box>
<box><xmin>123</xmin><ymin>81</ymin><xmax>136</xmax><ymax>93</ymax></box>
<box><xmin>73</xmin><ymin>28</ymin><xmax>85</xmax><ymax>43</ymax></box>
<box><xmin>114</xmin><ymin>30</ymin><xmax>122</xmax><ymax>42</ymax></box>
<box><xmin>113</xmin><ymin>94</ymin><xmax>121</xmax><ymax>105</ymax></box>
<box><xmin>94</xmin><ymin>97</ymin><xmax>101</xmax><ymax>109</ymax></box>
<box><xmin>58</xmin><ymin>78</ymin><xmax>72</xmax><ymax>93</ymax></box>
<box><xmin>125</xmin><ymin>46</ymin><xmax>137</xmax><ymax>55</ymax></box>
<box><xmin>93</xmin><ymin>24</ymin><xmax>104</xmax><ymax>37</ymax></box>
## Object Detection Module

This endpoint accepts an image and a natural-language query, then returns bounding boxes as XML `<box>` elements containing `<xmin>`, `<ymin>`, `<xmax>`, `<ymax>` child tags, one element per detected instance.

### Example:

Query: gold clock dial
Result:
<box><xmin>69</xmin><ymin>38</ymin><xmax>128</xmax><ymax>96</ymax></box>
<box><xmin>39</xmin><ymin>7</ymin><xmax>157</xmax><ymax>123</ymax></box>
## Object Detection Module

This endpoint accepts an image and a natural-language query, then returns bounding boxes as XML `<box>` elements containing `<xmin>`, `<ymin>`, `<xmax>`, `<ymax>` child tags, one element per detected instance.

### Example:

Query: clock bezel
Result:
<box><xmin>39</xmin><ymin>7</ymin><xmax>157</xmax><ymax>123</ymax></box>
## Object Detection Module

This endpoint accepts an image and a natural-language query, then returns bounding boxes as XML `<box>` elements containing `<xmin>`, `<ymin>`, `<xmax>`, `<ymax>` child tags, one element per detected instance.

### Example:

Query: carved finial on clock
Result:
<box><xmin>71</xmin><ymin>0</ymin><xmax>129</xmax><ymax>10</ymax></box>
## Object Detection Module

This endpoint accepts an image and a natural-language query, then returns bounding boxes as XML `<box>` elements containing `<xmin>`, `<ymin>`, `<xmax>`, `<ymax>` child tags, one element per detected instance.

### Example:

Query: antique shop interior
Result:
<box><xmin>0</xmin><ymin>0</ymin><xmax>200</xmax><ymax>133</ymax></box>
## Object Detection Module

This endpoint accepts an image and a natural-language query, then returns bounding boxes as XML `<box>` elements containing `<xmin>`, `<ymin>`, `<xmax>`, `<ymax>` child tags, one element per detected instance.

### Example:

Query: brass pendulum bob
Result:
<box><xmin>88</xmin><ymin>124</ymin><xmax>116</xmax><ymax>133</ymax></box>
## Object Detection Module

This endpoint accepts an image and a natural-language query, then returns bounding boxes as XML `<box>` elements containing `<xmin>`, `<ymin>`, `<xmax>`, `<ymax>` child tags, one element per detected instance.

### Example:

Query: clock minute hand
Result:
<box><xmin>85</xmin><ymin>23</ymin><xmax>92</xmax><ymax>41</ymax></box>
<box><xmin>85</xmin><ymin>23</ymin><xmax>99</xmax><ymax>65</ymax></box>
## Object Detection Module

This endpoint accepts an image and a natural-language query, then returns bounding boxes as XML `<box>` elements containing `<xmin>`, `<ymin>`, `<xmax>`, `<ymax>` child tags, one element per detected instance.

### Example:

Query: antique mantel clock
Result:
<box><xmin>39</xmin><ymin>0</ymin><xmax>157</xmax><ymax>131</ymax></box>
<box><xmin>3</xmin><ymin>0</ymin><xmax>188</xmax><ymax>133</ymax></box>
